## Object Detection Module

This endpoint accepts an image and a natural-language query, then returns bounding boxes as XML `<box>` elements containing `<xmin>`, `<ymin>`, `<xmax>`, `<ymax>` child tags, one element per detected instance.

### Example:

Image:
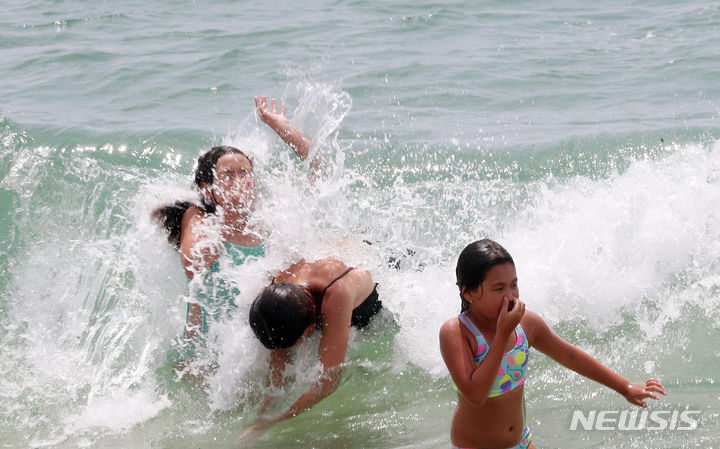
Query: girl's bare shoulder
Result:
<box><xmin>439</xmin><ymin>316</ymin><xmax>463</xmax><ymax>340</ymax></box>
<box><xmin>520</xmin><ymin>309</ymin><xmax>550</xmax><ymax>343</ymax></box>
<box><xmin>181</xmin><ymin>205</ymin><xmax>209</xmax><ymax>229</ymax></box>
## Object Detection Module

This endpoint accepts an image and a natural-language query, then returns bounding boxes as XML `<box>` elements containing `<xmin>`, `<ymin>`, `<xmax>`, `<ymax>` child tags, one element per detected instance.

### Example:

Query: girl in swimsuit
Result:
<box><xmin>154</xmin><ymin>96</ymin><xmax>311</xmax><ymax>341</ymax></box>
<box><xmin>439</xmin><ymin>239</ymin><xmax>666</xmax><ymax>449</ymax></box>
<box><xmin>236</xmin><ymin>257</ymin><xmax>382</xmax><ymax>443</ymax></box>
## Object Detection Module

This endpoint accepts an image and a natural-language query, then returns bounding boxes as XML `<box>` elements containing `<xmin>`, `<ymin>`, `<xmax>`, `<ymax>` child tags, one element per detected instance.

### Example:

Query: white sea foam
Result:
<box><xmin>380</xmin><ymin>140</ymin><xmax>720</xmax><ymax>377</ymax></box>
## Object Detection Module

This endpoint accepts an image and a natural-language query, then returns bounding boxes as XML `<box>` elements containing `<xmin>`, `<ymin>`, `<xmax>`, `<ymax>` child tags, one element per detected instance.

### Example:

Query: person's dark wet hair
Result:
<box><xmin>456</xmin><ymin>239</ymin><xmax>515</xmax><ymax>312</ymax></box>
<box><xmin>152</xmin><ymin>146</ymin><xmax>251</xmax><ymax>247</ymax></box>
<box><xmin>249</xmin><ymin>283</ymin><xmax>317</xmax><ymax>349</ymax></box>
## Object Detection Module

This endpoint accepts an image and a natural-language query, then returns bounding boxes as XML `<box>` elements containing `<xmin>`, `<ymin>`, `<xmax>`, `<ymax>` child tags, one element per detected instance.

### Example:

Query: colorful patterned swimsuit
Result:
<box><xmin>453</xmin><ymin>312</ymin><xmax>533</xmax><ymax>449</ymax></box>
<box><xmin>457</xmin><ymin>312</ymin><xmax>529</xmax><ymax>396</ymax></box>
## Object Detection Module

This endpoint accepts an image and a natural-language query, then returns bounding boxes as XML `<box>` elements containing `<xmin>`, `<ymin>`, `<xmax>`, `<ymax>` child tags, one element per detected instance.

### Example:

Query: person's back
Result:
<box><xmin>272</xmin><ymin>258</ymin><xmax>376</xmax><ymax>313</ymax></box>
<box><xmin>239</xmin><ymin>257</ymin><xmax>382</xmax><ymax>443</ymax></box>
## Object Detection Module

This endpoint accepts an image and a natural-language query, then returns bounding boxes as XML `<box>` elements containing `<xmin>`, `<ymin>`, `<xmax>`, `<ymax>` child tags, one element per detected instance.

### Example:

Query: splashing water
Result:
<box><xmin>2</xmin><ymin>83</ymin><xmax>720</xmax><ymax>448</ymax></box>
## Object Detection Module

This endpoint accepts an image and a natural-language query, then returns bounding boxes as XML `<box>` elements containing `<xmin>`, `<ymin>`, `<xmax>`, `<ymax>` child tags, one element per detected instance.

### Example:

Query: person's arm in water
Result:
<box><xmin>179</xmin><ymin>207</ymin><xmax>221</xmax><ymax>339</ymax></box>
<box><xmin>235</xmin><ymin>284</ymin><xmax>355</xmax><ymax>445</ymax></box>
<box><xmin>255</xmin><ymin>96</ymin><xmax>312</xmax><ymax>161</ymax></box>
<box><xmin>253</xmin><ymin>348</ymin><xmax>291</xmax><ymax>415</ymax></box>
<box><xmin>439</xmin><ymin>297</ymin><xmax>525</xmax><ymax>406</ymax></box>
<box><xmin>523</xmin><ymin>310</ymin><xmax>667</xmax><ymax>406</ymax></box>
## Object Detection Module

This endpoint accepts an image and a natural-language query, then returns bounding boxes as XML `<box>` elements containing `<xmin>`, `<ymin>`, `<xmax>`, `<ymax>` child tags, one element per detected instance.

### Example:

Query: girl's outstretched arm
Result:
<box><xmin>255</xmin><ymin>96</ymin><xmax>312</xmax><ymax>161</ymax></box>
<box><xmin>270</xmin><ymin>286</ymin><xmax>353</xmax><ymax>419</ymax></box>
<box><xmin>234</xmin><ymin>349</ymin><xmax>291</xmax><ymax>446</ymax></box>
<box><xmin>235</xmin><ymin>287</ymin><xmax>354</xmax><ymax>446</ymax></box>
<box><xmin>259</xmin><ymin>349</ymin><xmax>291</xmax><ymax>416</ymax></box>
<box><xmin>523</xmin><ymin>310</ymin><xmax>666</xmax><ymax>407</ymax></box>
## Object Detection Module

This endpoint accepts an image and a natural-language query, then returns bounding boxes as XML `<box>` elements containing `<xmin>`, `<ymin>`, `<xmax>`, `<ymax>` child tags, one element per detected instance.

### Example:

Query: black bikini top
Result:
<box><xmin>271</xmin><ymin>266</ymin><xmax>355</xmax><ymax>304</ymax></box>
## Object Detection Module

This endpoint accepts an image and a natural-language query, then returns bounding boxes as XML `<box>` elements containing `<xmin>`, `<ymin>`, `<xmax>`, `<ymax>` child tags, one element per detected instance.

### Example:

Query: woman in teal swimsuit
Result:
<box><xmin>154</xmin><ymin>96</ymin><xmax>312</xmax><ymax>342</ymax></box>
<box><xmin>439</xmin><ymin>239</ymin><xmax>666</xmax><ymax>449</ymax></box>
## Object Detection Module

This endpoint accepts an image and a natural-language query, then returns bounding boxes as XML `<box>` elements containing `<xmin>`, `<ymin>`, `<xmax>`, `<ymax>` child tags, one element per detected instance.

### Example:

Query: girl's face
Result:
<box><xmin>465</xmin><ymin>262</ymin><xmax>519</xmax><ymax>320</ymax></box>
<box><xmin>211</xmin><ymin>153</ymin><xmax>256</xmax><ymax>211</ymax></box>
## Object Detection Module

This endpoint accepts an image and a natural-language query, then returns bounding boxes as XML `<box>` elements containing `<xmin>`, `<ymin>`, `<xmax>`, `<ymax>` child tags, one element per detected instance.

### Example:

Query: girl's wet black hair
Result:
<box><xmin>152</xmin><ymin>146</ymin><xmax>251</xmax><ymax>248</ymax></box>
<box><xmin>456</xmin><ymin>239</ymin><xmax>515</xmax><ymax>312</ymax></box>
<box><xmin>249</xmin><ymin>283</ymin><xmax>317</xmax><ymax>349</ymax></box>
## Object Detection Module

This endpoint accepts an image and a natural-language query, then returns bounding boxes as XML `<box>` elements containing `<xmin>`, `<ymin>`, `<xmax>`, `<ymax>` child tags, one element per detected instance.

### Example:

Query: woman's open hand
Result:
<box><xmin>255</xmin><ymin>96</ymin><xmax>289</xmax><ymax>131</ymax></box>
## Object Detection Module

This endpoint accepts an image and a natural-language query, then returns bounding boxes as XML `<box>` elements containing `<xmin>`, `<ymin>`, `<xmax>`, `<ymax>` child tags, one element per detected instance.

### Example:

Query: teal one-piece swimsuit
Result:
<box><xmin>187</xmin><ymin>241</ymin><xmax>265</xmax><ymax>334</ymax></box>
<box><xmin>168</xmin><ymin>241</ymin><xmax>264</xmax><ymax>364</ymax></box>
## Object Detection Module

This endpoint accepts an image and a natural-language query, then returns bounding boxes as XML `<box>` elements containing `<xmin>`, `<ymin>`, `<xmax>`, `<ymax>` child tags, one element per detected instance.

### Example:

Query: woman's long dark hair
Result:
<box><xmin>152</xmin><ymin>146</ymin><xmax>251</xmax><ymax>248</ymax></box>
<box><xmin>456</xmin><ymin>239</ymin><xmax>515</xmax><ymax>312</ymax></box>
<box><xmin>249</xmin><ymin>283</ymin><xmax>317</xmax><ymax>349</ymax></box>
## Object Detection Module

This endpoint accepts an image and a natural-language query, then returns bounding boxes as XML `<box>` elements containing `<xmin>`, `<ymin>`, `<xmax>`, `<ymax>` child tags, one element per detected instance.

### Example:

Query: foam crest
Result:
<box><xmin>508</xmin><ymin>141</ymin><xmax>720</xmax><ymax>334</ymax></box>
<box><xmin>0</xmin><ymin>144</ymin><xmax>186</xmax><ymax>444</ymax></box>
<box><xmin>383</xmin><ymin>140</ymin><xmax>720</xmax><ymax>377</ymax></box>
<box><xmin>63</xmin><ymin>388</ymin><xmax>171</xmax><ymax>435</ymax></box>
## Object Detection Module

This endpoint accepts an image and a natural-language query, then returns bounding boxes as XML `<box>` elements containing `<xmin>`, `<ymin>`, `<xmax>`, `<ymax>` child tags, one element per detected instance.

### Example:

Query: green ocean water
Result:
<box><xmin>2</xmin><ymin>1</ymin><xmax>720</xmax><ymax>448</ymax></box>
